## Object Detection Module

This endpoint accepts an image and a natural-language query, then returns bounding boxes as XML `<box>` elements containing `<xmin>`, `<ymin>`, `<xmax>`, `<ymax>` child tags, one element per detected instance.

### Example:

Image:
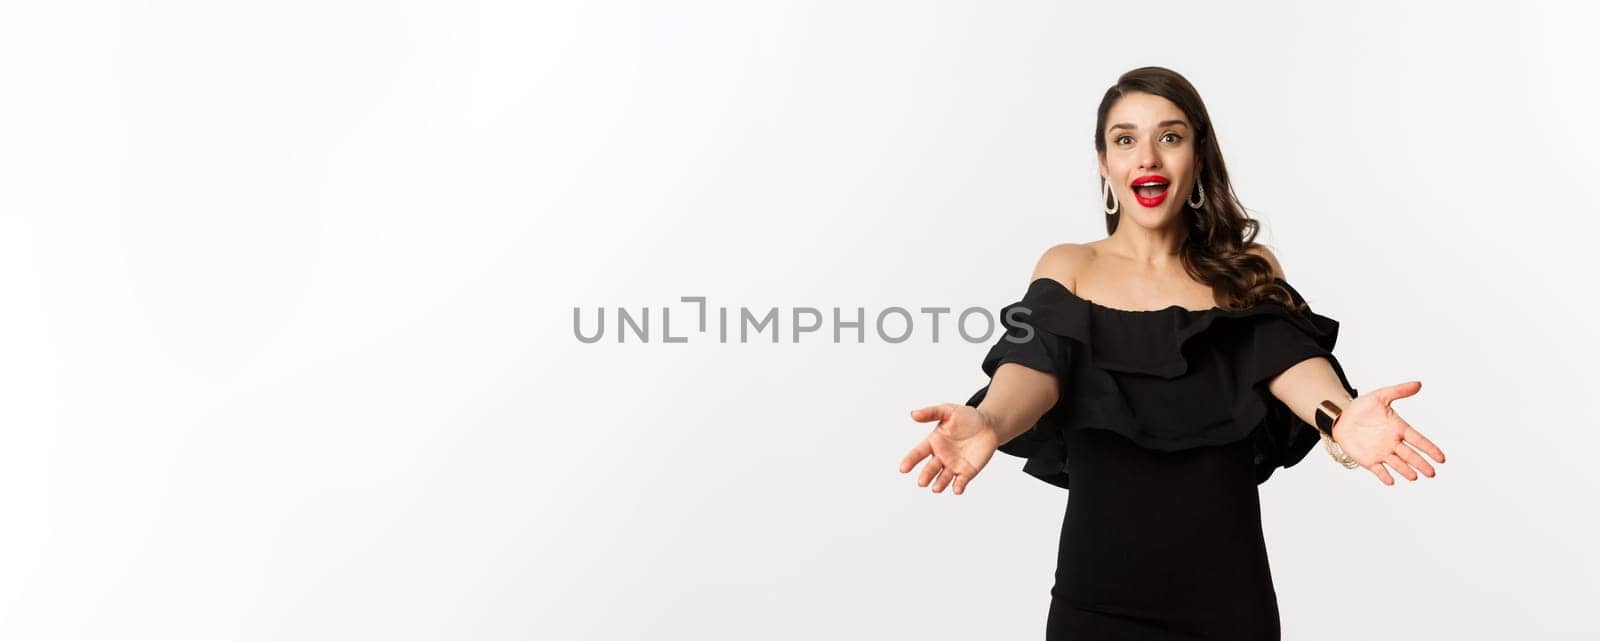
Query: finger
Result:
<box><xmin>919</xmin><ymin>457</ymin><xmax>944</xmax><ymax>488</ymax></box>
<box><xmin>1402</xmin><ymin>425</ymin><xmax>1446</xmax><ymax>464</ymax></box>
<box><xmin>952</xmin><ymin>472</ymin><xmax>970</xmax><ymax>495</ymax></box>
<box><xmin>1394</xmin><ymin>442</ymin><xmax>1436</xmax><ymax>478</ymax></box>
<box><xmin>1385</xmin><ymin>453</ymin><xmax>1418</xmax><ymax>481</ymax></box>
<box><xmin>910</xmin><ymin>405</ymin><xmax>950</xmax><ymax>424</ymax></box>
<box><xmin>934</xmin><ymin>463</ymin><xmax>960</xmax><ymax>495</ymax></box>
<box><xmin>1375</xmin><ymin>380</ymin><xmax>1422</xmax><ymax>405</ymax></box>
<box><xmin>899</xmin><ymin>440</ymin><xmax>933</xmax><ymax>474</ymax></box>
<box><xmin>1368</xmin><ymin>462</ymin><xmax>1395</xmax><ymax>485</ymax></box>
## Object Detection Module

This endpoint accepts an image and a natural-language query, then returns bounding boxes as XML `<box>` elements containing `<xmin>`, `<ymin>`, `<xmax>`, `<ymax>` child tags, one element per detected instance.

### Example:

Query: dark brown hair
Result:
<box><xmin>1094</xmin><ymin>66</ymin><xmax>1300</xmax><ymax>312</ymax></box>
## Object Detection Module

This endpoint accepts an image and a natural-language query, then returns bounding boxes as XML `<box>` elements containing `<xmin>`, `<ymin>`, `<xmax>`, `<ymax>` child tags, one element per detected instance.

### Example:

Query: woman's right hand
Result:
<box><xmin>898</xmin><ymin>403</ymin><xmax>1002</xmax><ymax>495</ymax></box>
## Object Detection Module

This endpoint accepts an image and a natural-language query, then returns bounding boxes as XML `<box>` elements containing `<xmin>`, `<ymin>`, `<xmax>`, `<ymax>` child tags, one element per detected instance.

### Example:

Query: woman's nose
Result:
<box><xmin>1138</xmin><ymin>147</ymin><xmax>1161</xmax><ymax>170</ymax></box>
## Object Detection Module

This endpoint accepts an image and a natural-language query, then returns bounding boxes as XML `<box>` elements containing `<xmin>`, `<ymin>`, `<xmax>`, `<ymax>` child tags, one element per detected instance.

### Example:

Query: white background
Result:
<box><xmin>3</xmin><ymin>1</ymin><xmax>1597</xmax><ymax>639</ymax></box>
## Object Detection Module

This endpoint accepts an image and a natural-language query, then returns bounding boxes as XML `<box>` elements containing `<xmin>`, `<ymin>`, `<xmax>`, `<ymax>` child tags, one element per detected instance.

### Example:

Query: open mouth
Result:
<box><xmin>1130</xmin><ymin>175</ymin><xmax>1170</xmax><ymax>207</ymax></box>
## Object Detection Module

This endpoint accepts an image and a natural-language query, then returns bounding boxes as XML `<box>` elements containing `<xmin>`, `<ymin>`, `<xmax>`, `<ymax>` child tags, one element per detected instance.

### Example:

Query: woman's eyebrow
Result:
<box><xmin>1108</xmin><ymin>120</ymin><xmax>1191</xmax><ymax>132</ymax></box>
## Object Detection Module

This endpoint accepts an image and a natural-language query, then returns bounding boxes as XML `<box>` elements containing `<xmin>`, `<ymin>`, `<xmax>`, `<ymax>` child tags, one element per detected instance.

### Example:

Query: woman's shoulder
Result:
<box><xmin>1030</xmin><ymin>242</ymin><xmax>1100</xmax><ymax>291</ymax></box>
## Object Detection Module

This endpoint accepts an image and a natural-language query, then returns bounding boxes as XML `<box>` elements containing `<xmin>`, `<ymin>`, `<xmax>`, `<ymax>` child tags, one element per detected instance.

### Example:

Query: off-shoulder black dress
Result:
<box><xmin>964</xmin><ymin>277</ymin><xmax>1357</xmax><ymax>641</ymax></box>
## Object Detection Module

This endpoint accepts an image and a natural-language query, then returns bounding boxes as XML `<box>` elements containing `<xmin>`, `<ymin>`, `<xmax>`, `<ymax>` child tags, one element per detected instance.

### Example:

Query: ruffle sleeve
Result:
<box><xmin>964</xmin><ymin>276</ymin><xmax>1358</xmax><ymax>490</ymax></box>
<box><xmin>961</xmin><ymin>295</ymin><xmax>1078</xmax><ymax>486</ymax></box>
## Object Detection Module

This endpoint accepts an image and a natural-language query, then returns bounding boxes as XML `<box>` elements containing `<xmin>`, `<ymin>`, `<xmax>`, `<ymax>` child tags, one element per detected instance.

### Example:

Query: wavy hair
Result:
<box><xmin>1094</xmin><ymin>66</ymin><xmax>1301</xmax><ymax>312</ymax></box>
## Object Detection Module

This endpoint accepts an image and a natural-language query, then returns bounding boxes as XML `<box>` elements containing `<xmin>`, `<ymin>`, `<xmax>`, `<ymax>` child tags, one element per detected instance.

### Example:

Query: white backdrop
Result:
<box><xmin>3</xmin><ymin>1</ymin><xmax>1597</xmax><ymax>639</ymax></box>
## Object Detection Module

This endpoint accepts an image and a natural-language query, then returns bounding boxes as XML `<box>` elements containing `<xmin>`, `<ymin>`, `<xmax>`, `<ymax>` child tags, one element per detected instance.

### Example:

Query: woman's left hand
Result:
<box><xmin>1332</xmin><ymin>380</ymin><xmax>1447</xmax><ymax>485</ymax></box>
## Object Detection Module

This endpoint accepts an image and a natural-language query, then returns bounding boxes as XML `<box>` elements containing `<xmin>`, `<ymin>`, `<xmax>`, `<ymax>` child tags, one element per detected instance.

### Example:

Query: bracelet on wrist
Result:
<box><xmin>1314</xmin><ymin>399</ymin><xmax>1360</xmax><ymax>469</ymax></box>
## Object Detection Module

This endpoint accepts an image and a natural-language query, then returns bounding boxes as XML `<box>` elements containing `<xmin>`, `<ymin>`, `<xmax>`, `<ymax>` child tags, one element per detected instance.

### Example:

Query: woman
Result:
<box><xmin>897</xmin><ymin>67</ymin><xmax>1447</xmax><ymax>640</ymax></box>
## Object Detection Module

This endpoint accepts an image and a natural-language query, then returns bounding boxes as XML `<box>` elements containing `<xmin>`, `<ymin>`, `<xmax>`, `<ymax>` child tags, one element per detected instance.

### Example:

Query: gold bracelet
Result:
<box><xmin>1314</xmin><ymin>399</ymin><xmax>1360</xmax><ymax>469</ymax></box>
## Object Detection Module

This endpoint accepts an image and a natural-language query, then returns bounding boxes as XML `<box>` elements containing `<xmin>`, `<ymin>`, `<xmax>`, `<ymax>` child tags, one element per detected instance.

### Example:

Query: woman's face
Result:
<box><xmin>1099</xmin><ymin>91</ymin><xmax>1200</xmax><ymax>230</ymax></box>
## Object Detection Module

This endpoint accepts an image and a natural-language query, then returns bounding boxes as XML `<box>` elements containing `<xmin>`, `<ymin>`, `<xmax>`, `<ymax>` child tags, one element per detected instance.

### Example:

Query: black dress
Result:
<box><xmin>964</xmin><ymin>277</ymin><xmax>1358</xmax><ymax>640</ymax></box>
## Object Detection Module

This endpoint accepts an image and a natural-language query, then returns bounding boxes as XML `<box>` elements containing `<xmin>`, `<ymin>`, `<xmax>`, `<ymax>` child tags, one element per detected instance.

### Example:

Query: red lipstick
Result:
<box><xmin>1130</xmin><ymin>174</ymin><xmax>1170</xmax><ymax>208</ymax></box>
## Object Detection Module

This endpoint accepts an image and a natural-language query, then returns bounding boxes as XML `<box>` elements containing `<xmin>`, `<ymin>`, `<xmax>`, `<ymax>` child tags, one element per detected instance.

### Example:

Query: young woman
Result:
<box><xmin>897</xmin><ymin>67</ymin><xmax>1447</xmax><ymax>640</ymax></box>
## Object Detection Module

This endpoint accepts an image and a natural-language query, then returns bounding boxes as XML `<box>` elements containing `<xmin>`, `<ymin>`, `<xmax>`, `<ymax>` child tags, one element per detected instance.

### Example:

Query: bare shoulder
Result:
<box><xmin>1245</xmin><ymin>244</ymin><xmax>1287</xmax><ymax>280</ymax></box>
<box><xmin>1030</xmin><ymin>242</ymin><xmax>1096</xmax><ymax>290</ymax></box>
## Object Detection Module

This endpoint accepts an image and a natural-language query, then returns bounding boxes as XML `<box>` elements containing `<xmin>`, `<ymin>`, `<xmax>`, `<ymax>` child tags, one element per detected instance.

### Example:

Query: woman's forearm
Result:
<box><xmin>976</xmin><ymin>363</ymin><xmax>1061</xmax><ymax>445</ymax></box>
<box><xmin>1266</xmin><ymin>356</ymin><xmax>1354</xmax><ymax>427</ymax></box>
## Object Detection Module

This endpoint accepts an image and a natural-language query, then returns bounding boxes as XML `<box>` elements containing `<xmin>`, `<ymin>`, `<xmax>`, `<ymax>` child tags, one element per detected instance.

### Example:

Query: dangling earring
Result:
<box><xmin>1102</xmin><ymin>178</ymin><xmax>1119</xmax><ymax>215</ymax></box>
<box><xmin>1188</xmin><ymin>180</ymin><xmax>1207</xmax><ymax>209</ymax></box>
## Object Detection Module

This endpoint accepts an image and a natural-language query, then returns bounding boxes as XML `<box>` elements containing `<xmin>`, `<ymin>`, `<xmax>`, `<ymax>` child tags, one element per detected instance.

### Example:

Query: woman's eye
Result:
<box><xmin>1162</xmin><ymin>133</ymin><xmax>1183</xmax><ymax>143</ymax></box>
<box><xmin>1115</xmin><ymin>135</ymin><xmax>1133</xmax><ymax>145</ymax></box>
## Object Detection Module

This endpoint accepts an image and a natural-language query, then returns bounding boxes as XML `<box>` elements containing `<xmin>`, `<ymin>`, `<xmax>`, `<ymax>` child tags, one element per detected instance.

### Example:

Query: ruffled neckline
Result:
<box><xmin>1005</xmin><ymin>275</ymin><xmax>1334</xmax><ymax>379</ymax></box>
<box><xmin>1029</xmin><ymin>276</ymin><xmax>1297</xmax><ymax>315</ymax></box>
<box><xmin>971</xmin><ymin>274</ymin><xmax>1356</xmax><ymax>488</ymax></box>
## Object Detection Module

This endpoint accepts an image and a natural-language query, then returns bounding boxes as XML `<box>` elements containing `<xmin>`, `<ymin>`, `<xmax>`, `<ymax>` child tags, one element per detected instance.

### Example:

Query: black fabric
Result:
<box><xmin>963</xmin><ymin>276</ymin><xmax>1358</xmax><ymax>489</ymax></box>
<box><xmin>962</xmin><ymin>276</ymin><xmax>1359</xmax><ymax>640</ymax></box>
<box><xmin>1045</xmin><ymin>428</ymin><xmax>1279</xmax><ymax>639</ymax></box>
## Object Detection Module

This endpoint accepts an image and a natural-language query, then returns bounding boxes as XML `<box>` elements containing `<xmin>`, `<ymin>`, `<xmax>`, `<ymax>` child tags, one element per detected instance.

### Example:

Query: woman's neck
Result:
<box><xmin>1103</xmin><ymin>222</ymin><xmax>1188</xmax><ymax>268</ymax></box>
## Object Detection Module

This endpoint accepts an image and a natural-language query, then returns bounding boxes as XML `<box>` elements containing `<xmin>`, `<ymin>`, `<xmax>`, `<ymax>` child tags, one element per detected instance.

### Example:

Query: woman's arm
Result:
<box><xmin>1248</xmin><ymin>245</ymin><xmax>1352</xmax><ymax>425</ymax></box>
<box><xmin>976</xmin><ymin>244</ymin><xmax>1088</xmax><ymax>444</ymax></box>
<box><xmin>976</xmin><ymin>363</ymin><xmax>1060</xmax><ymax>446</ymax></box>
<box><xmin>1249</xmin><ymin>246</ymin><xmax>1446</xmax><ymax>483</ymax></box>
<box><xmin>1268</xmin><ymin>357</ymin><xmax>1444</xmax><ymax>484</ymax></box>
<box><xmin>1265</xmin><ymin>356</ymin><xmax>1354</xmax><ymax>428</ymax></box>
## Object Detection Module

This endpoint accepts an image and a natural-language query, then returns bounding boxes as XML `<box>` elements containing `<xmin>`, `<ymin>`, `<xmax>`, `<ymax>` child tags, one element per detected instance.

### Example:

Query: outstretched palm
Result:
<box><xmin>1332</xmin><ymin>380</ymin><xmax>1447</xmax><ymax>485</ymax></box>
<box><xmin>898</xmin><ymin>403</ymin><xmax>1002</xmax><ymax>495</ymax></box>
